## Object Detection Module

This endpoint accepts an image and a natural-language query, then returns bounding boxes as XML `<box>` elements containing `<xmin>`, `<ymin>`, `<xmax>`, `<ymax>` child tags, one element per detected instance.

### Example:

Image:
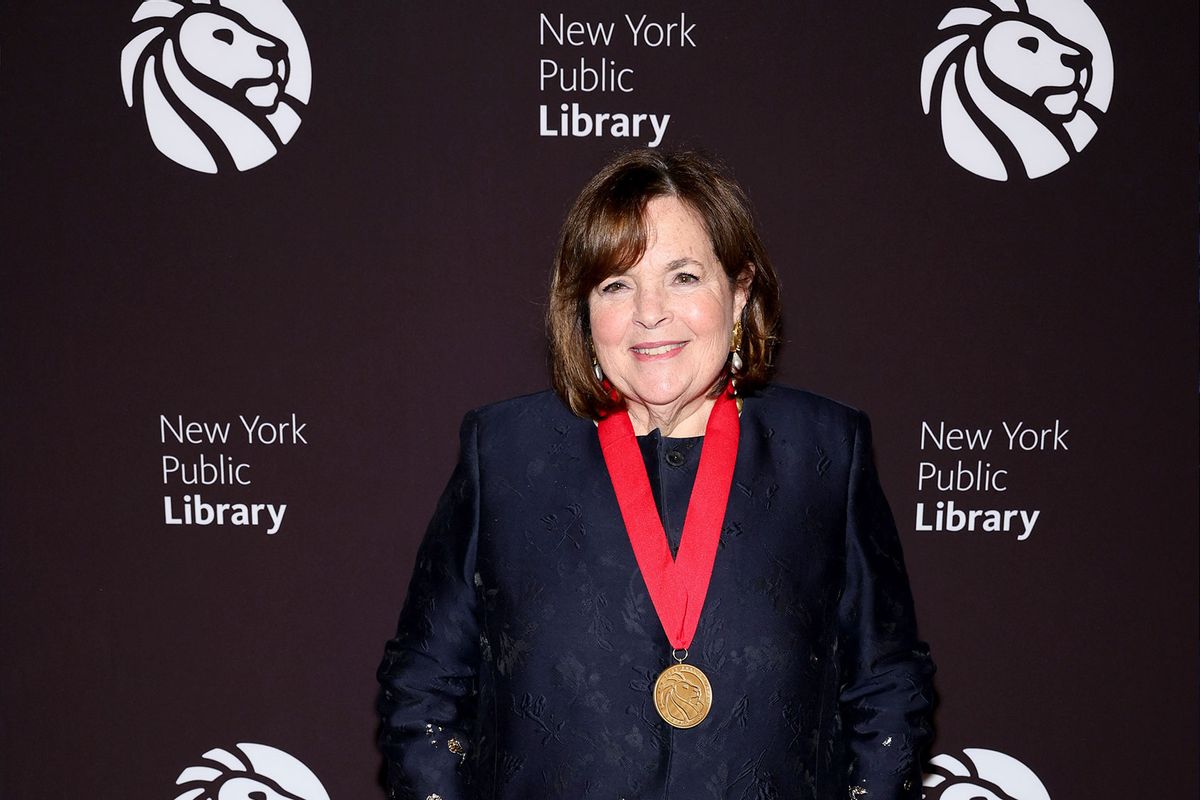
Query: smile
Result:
<box><xmin>630</xmin><ymin>342</ymin><xmax>686</xmax><ymax>359</ymax></box>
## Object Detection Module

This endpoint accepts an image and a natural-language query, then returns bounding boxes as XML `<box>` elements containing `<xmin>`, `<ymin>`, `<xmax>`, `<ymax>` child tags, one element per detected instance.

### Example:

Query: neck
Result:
<box><xmin>625</xmin><ymin>393</ymin><xmax>717</xmax><ymax>438</ymax></box>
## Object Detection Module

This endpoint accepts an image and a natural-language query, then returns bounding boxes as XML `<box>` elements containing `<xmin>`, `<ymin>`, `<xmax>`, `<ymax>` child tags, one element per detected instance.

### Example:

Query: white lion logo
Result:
<box><xmin>173</xmin><ymin>742</ymin><xmax>330</xmax><ymax>800</ymax></box>
<box><xmin>121</xmin><ymin>0</ymin><xmax>311</xmax><ymax>173</ymax></box>
<box><xmin>923</xmin><ymin>747</ymin><xmax>1051</xmax><ymax>800</ymax></box>
<box><xmin>920</xmin><ymin>0</ymin><xmax>1112</xmax><ymax>180</ymax></box>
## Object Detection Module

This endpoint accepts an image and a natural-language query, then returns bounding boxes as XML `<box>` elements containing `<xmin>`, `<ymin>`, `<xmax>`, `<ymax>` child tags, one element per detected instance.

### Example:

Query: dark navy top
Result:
<box><xmin>637</xmin><ymin>431</ymin><xmax>703</xmax><ymax>559</ymax></box>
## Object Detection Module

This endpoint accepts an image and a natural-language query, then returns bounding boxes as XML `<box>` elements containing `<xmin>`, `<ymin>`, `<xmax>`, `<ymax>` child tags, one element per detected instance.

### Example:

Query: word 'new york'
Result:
<box><xmin>920</xmin><ymin>420</ymin><xmax>1069</xmax><ymax>451</ymax></box>
<box><xmin>541</xmin><ymin>13</ymin><xmax>696</xmax><ymax>47</ymax></box>
<box><xmin>160</xmin><ymin>414</ymin><xmax>308</xmax><ymax>445</ymax></box>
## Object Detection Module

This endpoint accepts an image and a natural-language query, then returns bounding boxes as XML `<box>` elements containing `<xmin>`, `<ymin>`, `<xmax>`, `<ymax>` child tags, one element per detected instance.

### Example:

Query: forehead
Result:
<box><xmin>640</xmin><ymin>197</ymin><xmax>715</xmax><ymax>257</ymax></box>
<box><xmin>585</xmin><ymin>194</ymin><xmax>718</xmax><ymax>288</ymax></box>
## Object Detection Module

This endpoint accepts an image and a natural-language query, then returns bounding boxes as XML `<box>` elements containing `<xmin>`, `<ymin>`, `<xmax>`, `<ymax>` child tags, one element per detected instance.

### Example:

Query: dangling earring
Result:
<box><xmin>593</xmin><ymin>356</ymin><xmax>604</xmax><ymax>382</ymax></box>
<box><xmin>729</xmin><ymin>320</ymin><xmax>744</xmax><ymax>373</ymax></box>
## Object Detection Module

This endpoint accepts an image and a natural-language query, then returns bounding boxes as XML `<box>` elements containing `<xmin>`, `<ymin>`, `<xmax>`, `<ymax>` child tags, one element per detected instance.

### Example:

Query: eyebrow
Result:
<box><xmin>665</xmin><ymin>257</ymin><xmax>703</xmax><ymax>271</ymax></box>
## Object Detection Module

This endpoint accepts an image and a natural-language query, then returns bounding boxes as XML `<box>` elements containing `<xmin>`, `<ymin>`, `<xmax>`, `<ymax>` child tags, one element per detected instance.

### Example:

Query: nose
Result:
<box><xmin>633</xmin><ymin>285</ymin><xmax>670</xmax><ymax>329</ymax></box>
<box><xmin>1060</xmin><ymin>48</ymin><xmax>1090</xmax><ymax>72</ymax></box>
<box><xmin>257</xmin><ymin>40</ymin><xmax>287</xmax><ymax>62</ymax></box>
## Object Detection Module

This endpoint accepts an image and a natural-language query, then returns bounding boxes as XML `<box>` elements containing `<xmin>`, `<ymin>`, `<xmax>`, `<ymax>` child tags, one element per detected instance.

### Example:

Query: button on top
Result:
<box><xmin>665</xmin><ymin>449</ymin><xmax>686</xmax><ymax>467</ymax></box>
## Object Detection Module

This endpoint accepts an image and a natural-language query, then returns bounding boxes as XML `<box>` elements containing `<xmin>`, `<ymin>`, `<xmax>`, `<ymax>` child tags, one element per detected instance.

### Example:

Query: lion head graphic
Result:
<box><xmin>654</xmin><ymin>671</ymin><xmax>710</xmax><ymax>727</ymax></box>
<box><xmin>920</xmin><ymin>0</ymin><xmax>1112</xmax><ymax>180</ymax></box>
<box><xmin>173</xmin><ymin>743</ymin><xmax>330</xmax><ymax>800</ymax></box>
<box><xmin>121</xmin><ymin>0</ymin><xmax>311</xmax><ymax>173</ymax></box>
<box><xmin>922</xmin><ymin>747</ymin><xmax>1051</xmax><ymax>800</ymax></box>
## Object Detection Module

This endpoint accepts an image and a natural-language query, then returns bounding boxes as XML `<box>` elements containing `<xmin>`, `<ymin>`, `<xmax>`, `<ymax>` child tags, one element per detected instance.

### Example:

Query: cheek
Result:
<box><xmin>683</xmin><ymin>297</ymin><xmax>734</xmax><ymax>341</ymax></box>
<box><xmin>587</xmin><ymin>301</ymin><xmax>624</xmax><ymax>348</ymax></box>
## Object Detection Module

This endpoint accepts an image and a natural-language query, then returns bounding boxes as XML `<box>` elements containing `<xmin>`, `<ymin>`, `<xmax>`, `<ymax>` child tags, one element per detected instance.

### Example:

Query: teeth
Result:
<box><xmin>632</xmin><ymin>343</ymin><xmax>683</xmax><ymax>356</ymax></box>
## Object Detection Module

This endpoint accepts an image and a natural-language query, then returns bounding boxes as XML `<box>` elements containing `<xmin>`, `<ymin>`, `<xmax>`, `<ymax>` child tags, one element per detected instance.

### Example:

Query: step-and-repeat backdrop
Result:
<box><xmin>2</xmin><ymin>2</ymin><xmax>1196</xmax><ymax>798</ymax></box>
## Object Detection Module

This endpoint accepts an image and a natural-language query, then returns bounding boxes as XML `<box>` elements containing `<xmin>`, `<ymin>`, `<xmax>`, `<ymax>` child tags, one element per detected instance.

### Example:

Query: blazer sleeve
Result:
<box><xmin>377</xmin><ymin>412</ymin><xmax>481</xmax><ymax>800</ymax></box>
<box><xmin>837</xmin><ymin>411</ymin><xmax>935</xmax><ymax>799</ymax></box>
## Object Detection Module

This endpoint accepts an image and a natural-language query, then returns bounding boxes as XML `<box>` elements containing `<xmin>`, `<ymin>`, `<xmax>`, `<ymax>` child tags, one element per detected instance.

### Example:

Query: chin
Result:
<box><xmin>626</xmin><ymin>380</ymin><xmax>706</xmax><ymax>408</ymax></box>
<box><xmin>613</xmin><ymin>360</ymin><xmax>725</xmax><ymax>408</ymax></box>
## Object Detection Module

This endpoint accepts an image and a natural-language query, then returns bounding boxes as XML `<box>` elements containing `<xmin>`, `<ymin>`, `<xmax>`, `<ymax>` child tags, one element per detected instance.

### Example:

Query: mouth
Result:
<box><xmin>245</xmin><ymin>82</ymin><xmax>280</xmax><ymax>107</ymax></box>
<box><xmin>630</xmin><ymin>341</ymin><xmax>687</xmax><ymax>360</ymax></box>
<box><xmin>1043</xmin><ymin>87</ymin><xmax>1080</xmax><ymax>116</ymax></box>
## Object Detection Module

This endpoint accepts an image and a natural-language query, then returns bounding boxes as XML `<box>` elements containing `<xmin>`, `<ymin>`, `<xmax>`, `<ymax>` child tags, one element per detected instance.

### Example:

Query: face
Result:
<box><xmin>588</xmin><ymin>196</ymin><xmax>748</xmax><ymax>418</ymax></box>
<box><xmin>179</xmin><ymin>11</ymin><xmax>287</xmax><ymax>107</ymax></box>
<box><xmin>983</xmin><ymin>20</ymin><xmax>1090</xmax><ymax>116</ymax></box>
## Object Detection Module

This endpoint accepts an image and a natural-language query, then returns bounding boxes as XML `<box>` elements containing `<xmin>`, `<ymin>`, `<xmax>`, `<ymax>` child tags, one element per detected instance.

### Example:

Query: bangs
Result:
<box><xmin>572</xmin><ymin>192</ymin><xmax>653</xmax><ymax>292</ymax></box>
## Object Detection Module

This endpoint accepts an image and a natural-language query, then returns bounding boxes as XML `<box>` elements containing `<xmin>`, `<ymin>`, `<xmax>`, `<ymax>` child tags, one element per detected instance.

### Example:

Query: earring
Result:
<box><xmin>729</xmin><ymin>320</ymin><xmax>744</xmax><ymax>373</ymax></box>
<box><xmin>593</xmin><ymin>357</ymin><xmax>604</xmax><ymax>382</ymax></box>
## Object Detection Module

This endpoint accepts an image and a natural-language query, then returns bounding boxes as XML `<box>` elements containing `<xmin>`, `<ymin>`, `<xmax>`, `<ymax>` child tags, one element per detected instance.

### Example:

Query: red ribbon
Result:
<box><xmin>597</xmin><ymin>389</ymin><xmax>739</xmax><ymax>651</ymax></box>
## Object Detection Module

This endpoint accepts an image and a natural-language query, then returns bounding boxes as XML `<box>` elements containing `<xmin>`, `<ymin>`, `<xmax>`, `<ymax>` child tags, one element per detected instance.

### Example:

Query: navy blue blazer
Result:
<box><xmin>377</xmin><ymin>385</ymin><xmax>934</xmax><ymax>799</ymax></box>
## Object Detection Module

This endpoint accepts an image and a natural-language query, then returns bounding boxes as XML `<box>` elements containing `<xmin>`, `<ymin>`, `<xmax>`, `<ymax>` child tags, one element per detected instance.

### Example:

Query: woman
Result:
<box><xmin>377</xmin><ymin>150</ymin><xmax>934</xmax><ymax>799</ymax></box>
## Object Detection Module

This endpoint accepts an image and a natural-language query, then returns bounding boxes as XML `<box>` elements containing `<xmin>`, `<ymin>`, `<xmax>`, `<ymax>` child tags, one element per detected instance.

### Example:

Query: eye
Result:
<box><xmin>599</xmin><ymin>279</ymin><xmax>628</xmax><ymax>294</ymax></box>
<box><xmin>1017</xmin><ymin>36</ymin><xmax>1039</xmax><ymax>53</ymax></box>
<box><xmin>212</xmin><ymin>28</ymin><xmax>234</xmax><ymax>45</ymax></box>
<box><xmin>673</xmin><ymin>272</ymin><xmax>699</xmax><ymax>285</ymax></box>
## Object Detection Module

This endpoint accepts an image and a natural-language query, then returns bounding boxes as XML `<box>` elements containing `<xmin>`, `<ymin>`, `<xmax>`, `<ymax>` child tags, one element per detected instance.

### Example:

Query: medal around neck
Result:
<box><xmin>597</xmin><ymin>388</ymin><xmax>740</xmax><ymax>729</ymax></box>
<box><xmin>654</xmin><ymin>657</ymin><xmax>713</xmax><ymax>728</ymax></box>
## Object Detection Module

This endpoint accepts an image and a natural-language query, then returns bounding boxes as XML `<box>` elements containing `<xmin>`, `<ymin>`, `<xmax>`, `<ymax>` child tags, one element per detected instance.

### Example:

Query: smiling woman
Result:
<box><xmin>377</xmin><ymin>149</ymin><xmax>934</xmax><ymax>800</ymax></box>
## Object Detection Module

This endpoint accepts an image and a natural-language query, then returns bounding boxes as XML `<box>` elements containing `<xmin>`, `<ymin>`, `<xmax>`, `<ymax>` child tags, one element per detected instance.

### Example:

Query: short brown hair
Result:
<box><xmin>547</xmin><ymin>149</ymin><xmax>782</xmax><ymax>419</ymax></box>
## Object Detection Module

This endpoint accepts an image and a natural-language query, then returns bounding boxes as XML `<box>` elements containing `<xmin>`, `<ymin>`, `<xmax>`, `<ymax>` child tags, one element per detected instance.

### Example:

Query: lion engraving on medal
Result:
<box><xmin>653</xmin><ymin>664</ymin><xmax>712</xmax><ymax>728</ymax></box>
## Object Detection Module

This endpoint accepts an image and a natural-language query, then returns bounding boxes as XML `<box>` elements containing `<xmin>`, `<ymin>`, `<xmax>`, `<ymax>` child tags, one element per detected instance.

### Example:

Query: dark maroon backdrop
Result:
<box><xmin>2</xmin><ymin>2</ymin><xmax>1196</xmax><ymax>798</ymax></box>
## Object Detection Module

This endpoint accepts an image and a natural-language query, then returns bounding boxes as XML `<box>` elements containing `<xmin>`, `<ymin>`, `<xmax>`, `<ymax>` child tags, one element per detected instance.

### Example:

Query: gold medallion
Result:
<box><xmin>653</xmin><ymin>663</ymin><xmax>712</xmax><ymax>729</ymax></box>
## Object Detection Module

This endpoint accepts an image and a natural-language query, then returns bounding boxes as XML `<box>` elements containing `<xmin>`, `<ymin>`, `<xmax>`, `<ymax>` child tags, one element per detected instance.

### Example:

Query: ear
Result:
<box><xmin>733</xmin><ymin>263</ymin><xmax>754</xmax><ymax>319</ymax></box>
